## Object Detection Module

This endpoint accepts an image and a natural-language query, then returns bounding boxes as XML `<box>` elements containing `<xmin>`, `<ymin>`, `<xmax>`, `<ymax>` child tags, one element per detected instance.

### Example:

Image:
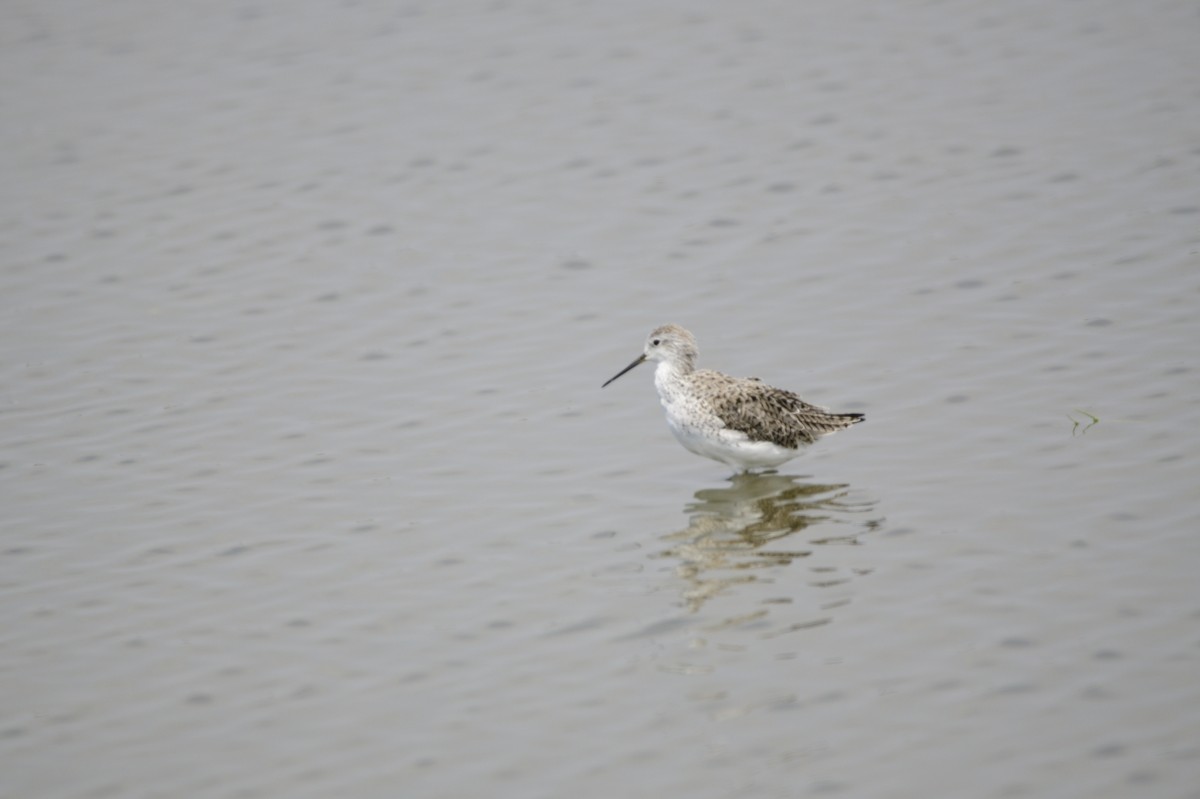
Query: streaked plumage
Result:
<box><xmin>602</xmin><ymin>324</ymin><xmax>863</xmax><ymax>471</ymax></box>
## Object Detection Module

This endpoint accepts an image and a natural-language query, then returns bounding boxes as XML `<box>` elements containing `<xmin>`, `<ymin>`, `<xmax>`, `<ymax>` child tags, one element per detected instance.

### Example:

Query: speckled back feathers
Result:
<box><xmin>690</xmin><ymin>370</ymin><xmax>864</xmax><ymax>448</ymax></box>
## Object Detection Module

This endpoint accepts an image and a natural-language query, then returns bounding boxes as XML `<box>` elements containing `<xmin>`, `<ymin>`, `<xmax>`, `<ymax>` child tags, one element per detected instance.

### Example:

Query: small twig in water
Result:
<box><xmin>1068</xmin><ymin>409</ymin><xmax>1099</xmax><ymax>436</ymax></box>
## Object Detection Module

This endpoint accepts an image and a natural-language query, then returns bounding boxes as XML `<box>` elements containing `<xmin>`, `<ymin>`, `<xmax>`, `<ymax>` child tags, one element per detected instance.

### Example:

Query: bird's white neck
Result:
<box><xmin>654</xmin><ymin>357</ymin><xmax>694</xmax><ymax>396</ymax></box>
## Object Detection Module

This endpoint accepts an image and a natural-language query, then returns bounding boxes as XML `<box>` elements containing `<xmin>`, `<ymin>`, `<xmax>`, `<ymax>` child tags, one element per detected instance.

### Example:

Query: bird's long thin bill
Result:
<box><xmin>601</xmin><ymin>354</ymin><xmax>646</xmax><ymax>387</ymax></box>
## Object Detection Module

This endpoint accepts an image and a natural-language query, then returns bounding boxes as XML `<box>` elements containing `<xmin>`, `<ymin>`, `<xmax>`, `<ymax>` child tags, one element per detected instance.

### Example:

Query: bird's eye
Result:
<box><xmin>651</xmin><ymin>339</ymin><xmax>661</xmax><ymax>346</ymax></box>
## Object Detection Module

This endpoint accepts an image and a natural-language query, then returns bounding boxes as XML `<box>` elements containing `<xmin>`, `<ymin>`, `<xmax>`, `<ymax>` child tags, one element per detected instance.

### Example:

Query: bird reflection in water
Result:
<box><xmin>659</xmin><ymin>473</ymin><xmax>880</xmax><ymax>617</ymax></box>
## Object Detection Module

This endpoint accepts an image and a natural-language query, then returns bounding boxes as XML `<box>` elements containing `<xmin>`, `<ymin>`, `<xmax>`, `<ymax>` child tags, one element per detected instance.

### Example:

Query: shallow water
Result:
<box><xmin>3</xmin><ymin>1</ymin><xmax>1199</xmax><ymax>797</ymax></box>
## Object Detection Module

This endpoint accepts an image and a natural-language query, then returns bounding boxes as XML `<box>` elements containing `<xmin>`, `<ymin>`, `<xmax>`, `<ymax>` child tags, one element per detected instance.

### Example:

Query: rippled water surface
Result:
<box><xmin>3</xmin><ymin>1</ymin><xmax>1199</xmax><ymax>797</ymax></box>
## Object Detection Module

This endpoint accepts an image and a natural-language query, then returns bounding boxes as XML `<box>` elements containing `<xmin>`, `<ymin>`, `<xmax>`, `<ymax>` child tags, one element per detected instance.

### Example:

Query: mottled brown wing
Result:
<box><xmin>712</xmin><ymin>379</ymin><xmax>864</xmax><ymax>449</ymax></box>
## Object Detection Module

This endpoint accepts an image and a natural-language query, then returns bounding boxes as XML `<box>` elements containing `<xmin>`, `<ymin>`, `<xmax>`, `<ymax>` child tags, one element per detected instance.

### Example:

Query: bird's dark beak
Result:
<box><xmin>602</xmin><ymin>354</ymin><xmax>647</xmax><ymax>388</ymax></box>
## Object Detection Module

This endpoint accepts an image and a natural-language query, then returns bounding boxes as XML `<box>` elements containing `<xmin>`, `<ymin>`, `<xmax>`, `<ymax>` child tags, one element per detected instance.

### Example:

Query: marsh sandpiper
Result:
<box><xmin>602</xmin><ymin>324</ymin><xmax>864</xmax><ymax>471</ymax></box>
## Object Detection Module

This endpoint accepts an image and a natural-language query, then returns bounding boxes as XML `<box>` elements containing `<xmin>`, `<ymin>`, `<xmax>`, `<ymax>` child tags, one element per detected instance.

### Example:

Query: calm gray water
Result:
<box><xmin>3</xmin><ymin>1</ymin><xmax>1199</xmax><ymax>797</ymax></box>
